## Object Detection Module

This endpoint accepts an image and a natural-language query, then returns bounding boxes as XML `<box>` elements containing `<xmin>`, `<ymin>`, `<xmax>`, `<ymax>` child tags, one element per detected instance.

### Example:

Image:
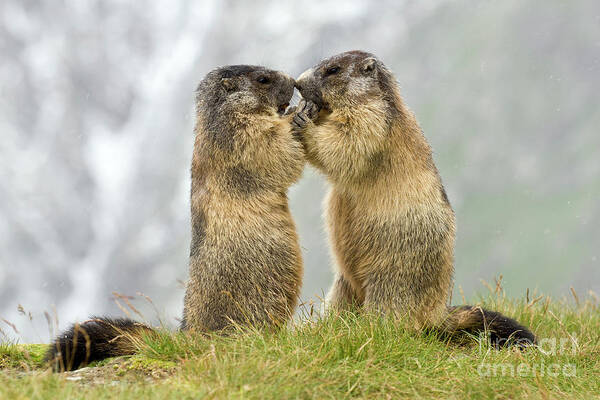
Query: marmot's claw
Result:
<box><xmin>292</xmin><ymin>99</ymin><xmax>319</xmax><ymax>132</ymax></box>
<box><xmin>305</xmin><ymin>101</ymin><xmax>319</xmax><ymax>120</ymax></box>
<box><xmin>292</xmin><ymin>114</ymin><xmax>307</xmax><ymax>131</ymax></box>
<box><xmin>296</xmin><ymin>99</ymin><xmax>307</xmax><ymax>113</ymax></box>
<box><xmin>283</xmin><ymin>105</ymin><xmax>297</xmax><ymax>116</ymax></box>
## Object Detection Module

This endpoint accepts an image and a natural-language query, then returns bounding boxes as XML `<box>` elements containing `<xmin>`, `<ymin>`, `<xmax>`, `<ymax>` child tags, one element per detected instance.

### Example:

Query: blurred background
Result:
<box><xmin>1</xmin><ymin>0</ymin><xmax>598</xmax><ymax>343</ymax></box>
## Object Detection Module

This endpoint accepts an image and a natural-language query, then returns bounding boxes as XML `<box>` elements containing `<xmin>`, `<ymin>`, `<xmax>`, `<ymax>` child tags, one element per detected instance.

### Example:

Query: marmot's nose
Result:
<box><xmin>295</xmin><ymin>68</ymin><xmax>314</xmax><ymax>94</ymax></box>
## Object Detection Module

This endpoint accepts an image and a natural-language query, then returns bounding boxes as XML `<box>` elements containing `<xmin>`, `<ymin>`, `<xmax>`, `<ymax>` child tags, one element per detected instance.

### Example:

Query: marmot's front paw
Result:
<box><xmin>302</xmin><ymin>99</ymin><xmax>320</xmax><ymax>121</ymax></box>
<box><xmin>291</xmin><ymin>99</ymin><xmax>319</xmax><ymax>132</ymax></box>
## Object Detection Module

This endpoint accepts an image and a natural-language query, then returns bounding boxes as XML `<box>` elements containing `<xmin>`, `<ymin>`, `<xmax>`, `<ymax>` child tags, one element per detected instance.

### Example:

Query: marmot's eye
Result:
<box><xmin>257</xmin><ymin>76</ymin><xmax>270</xmax><ymax>84</ymax></box>
<box><xmin>325</xmin><ymin>66</ymin><xmax>340</xmax><ymax>76</ymax></box>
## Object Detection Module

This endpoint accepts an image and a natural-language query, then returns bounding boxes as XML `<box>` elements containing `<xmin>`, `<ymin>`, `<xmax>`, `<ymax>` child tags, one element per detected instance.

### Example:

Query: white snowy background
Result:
<box><xmin>1</xmin><ymin>0</ymin><xmax>599</xmax><ymax>342</ymax></box>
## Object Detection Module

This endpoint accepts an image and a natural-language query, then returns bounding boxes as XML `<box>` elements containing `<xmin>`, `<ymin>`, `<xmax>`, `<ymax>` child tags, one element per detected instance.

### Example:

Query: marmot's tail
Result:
<box><xmin>443</xmin><ymin>305</ymin><xmax>536</xmax><ymax>348</ymax></box>
<box><xmin>45</xmin><ymin>317</ymin><xmax>154</xmax><ymax>371</ymax></box>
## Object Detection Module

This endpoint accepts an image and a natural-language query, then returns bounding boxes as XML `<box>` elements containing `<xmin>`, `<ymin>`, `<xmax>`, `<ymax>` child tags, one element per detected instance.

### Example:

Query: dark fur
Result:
<box><xmin>44</xmin><ymin>317</ymin><xmax>151</xmax><ymax>371</ymax></box>
<box><xmin>190</xmin><ymin>208</ymin><xmax>207</xmax><ymax>257</ymax></box>
<box><xmin>445</xmin><ymin>306</ymin><xmax>537</xmax><ymax>347</ymax></box>
<box><xmin>226</xmin><ymin>165</ymin><xmax>268</xmax><ymax>195</ymax></box>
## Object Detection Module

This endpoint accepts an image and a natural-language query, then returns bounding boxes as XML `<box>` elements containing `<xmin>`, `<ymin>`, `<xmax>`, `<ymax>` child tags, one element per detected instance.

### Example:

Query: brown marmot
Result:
<box><xmin>293</xmin><ymin>50</ymin><xmax>535</xmax><ymax>346</ymax></box>
<box><xmin>182</xmin><ymin>65</ymin><xmax>304</xmax><ymax>332</ymax></box>
<box><xmin>46</xmin><ymin>65</ymin><xmax>305</xmax><ymax>371</ymax></box>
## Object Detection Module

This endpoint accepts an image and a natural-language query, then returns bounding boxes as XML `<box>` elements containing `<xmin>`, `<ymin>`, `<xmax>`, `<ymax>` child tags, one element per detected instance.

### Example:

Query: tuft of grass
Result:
<box><xmin>0</xmin><ymin>343</ymin><xmax>46</xmax><ymax>370</ymax></box>
<box><xmin>1</xmin><ymin>294</ymin><xmax>599</xmax><ymax>399</ymax></box>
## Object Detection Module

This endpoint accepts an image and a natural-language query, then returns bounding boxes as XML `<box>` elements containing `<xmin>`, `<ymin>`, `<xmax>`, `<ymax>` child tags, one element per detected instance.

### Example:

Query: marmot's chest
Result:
<box><xmin>330</xmin><ymin>197</ymin><xmax>453</xmax><ymax>276</ymax></box>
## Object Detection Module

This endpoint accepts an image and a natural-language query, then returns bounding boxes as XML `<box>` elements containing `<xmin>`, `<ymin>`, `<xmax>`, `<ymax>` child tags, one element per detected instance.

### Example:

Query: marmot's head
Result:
<box><xmin>197</xmin><ymin>65</ymin><xmax>294</xmax><ymax>121</ymax></box>
<box><xmin>194</xmin><ymin>65</ymin><xmax>304</xmax><ymax>193</ymax></box>
<box><xmin>295</xmin><ymin>51</ymin><xmax>398</xmax><ymax>111</ymax></box>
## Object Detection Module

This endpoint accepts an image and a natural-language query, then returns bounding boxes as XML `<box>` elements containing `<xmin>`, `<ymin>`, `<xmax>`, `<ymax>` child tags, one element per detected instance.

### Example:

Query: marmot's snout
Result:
<box><xmin>295</xmin><ymin>68</ymin><xmax>324</xmax><ymax>109</ymax></box>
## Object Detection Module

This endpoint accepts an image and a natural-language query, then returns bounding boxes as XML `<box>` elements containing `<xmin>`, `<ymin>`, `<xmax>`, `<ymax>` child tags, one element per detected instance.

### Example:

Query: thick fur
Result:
<box><xmin>182</xmin><ymin>65</ymin><xmax>304</xmax><ymax>332</ymax></box>
<box><xmin>294</xmin><ymin>50</ymin><xmax>535</xmax><ymax>346</ymax></box>
<box><xmin>44</xmin><ymin>317</ymin><xmax>152</xmax><ymax>371</ymax></box>
<box><xmin>46</xmin><ymin>65</ymin><xmax>305</xmax><ymax>371</ymax></box>
<box><xmin>444</xmin><ymin>306</ymin><xmax>536</xmax><ymax>347</ymax></box>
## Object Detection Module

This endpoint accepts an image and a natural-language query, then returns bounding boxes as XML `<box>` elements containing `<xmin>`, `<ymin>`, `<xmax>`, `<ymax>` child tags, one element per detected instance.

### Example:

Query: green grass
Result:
<box><xmin>1</xmin><ymin>292</ymin><xmax>599</xmax><ymax>399</ymax></box>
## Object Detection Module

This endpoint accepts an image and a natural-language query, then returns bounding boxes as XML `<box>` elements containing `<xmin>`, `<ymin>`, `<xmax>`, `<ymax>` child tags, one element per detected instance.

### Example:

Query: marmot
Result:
<box><xmin>293</xmin><ymin>50</ymin><xmax>535</xmax><ymax>346</ymax></box>
<box><xmin>46</xmin><ymin>65</ymin><xmax>305</xmax><ymax>371</ymax></box>
<box><xmin>182</xmin><ymin>65</ymin><xmax>304</xmax><ymax>332</ymax></box>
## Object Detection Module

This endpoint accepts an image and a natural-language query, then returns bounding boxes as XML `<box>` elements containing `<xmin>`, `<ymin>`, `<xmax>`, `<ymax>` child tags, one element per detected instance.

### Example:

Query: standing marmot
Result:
<box><xmin>293</xmin><ymin>50</ymin><xmax>535</xmax><ymax>346</ymax></box>
<box><xmin>182</xmin><ymin>65</ymin><xmax>304</xmax><ymax>332</ymax></box>
<box><xmin>46</xmin><ymin>65</ymin><xmax>305</xmax><ymax>371</ymax></box>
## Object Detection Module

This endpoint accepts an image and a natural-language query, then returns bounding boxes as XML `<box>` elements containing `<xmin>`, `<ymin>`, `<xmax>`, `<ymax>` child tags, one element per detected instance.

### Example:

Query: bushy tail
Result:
<box><xmin>442</xmin><ymin>305</ymin><xmax>536</xmax><ymax>348</ymax></box>
<box><xmin>45</xmin><ymin>317</ymin><xmax>154</xmax><ymax>371</ymax></box>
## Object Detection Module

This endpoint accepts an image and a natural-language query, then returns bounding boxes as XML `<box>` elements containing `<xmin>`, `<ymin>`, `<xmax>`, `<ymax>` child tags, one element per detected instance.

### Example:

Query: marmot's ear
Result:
<box><xmin>361</xmin><ymin>57</ymin><xmax>377</xmax><ymax>74</ymax></box>
<box><xmin>221</xmin><ymin>78</ymin><xmax>236</xmax><ymax>92</ymax></box>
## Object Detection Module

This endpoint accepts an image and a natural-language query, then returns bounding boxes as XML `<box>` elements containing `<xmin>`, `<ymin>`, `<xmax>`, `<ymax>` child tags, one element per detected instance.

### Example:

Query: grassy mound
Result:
<box><xmin>1</xmin><ymin>293</ymin><xmax>598</xmax><ymax>399</ymax></box>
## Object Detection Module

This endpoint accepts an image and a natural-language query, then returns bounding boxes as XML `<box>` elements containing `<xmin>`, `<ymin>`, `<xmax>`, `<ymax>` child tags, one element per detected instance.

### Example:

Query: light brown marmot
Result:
<box><xmin>293</xmin><ymin>50</ymin><xmax>535</xmax><ymax>346</ymax></box>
